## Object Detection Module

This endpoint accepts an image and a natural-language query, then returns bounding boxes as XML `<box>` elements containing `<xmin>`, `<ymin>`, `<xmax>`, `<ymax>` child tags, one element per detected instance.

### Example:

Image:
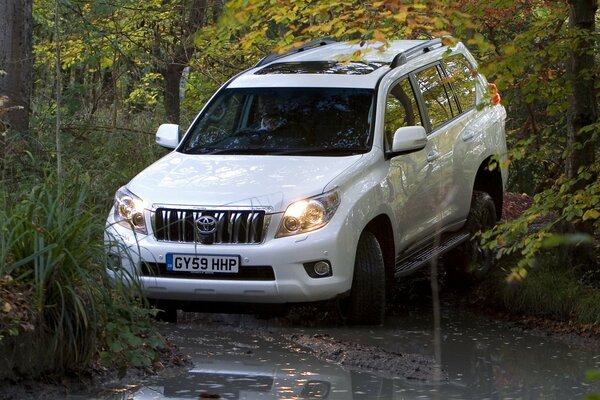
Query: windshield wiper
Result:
<box><xmin>186</xmin><ymin>147</ymin><xmax>275</xmax><ymax>155</ymax></box>
<box><xmin>185</xmin><ymin>146</ymin><xmax>369</xmax><ymax>156</ymax></box>
<box><xmin>273</xmin><ymin>147</ymin><xmax>369</xmax><ymax>156</ymax></box>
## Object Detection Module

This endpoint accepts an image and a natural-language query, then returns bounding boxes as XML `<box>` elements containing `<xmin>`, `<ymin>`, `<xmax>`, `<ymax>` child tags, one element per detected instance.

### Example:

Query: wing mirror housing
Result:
<box><xmin>386</xmin><ymin>126</ymin><xmax>427</xmax><ymax>159</ymax></box>
<box><xmin>155</xmin><ymin>124</ymin><xmax>180</xmax><ymax>149</ymax></box>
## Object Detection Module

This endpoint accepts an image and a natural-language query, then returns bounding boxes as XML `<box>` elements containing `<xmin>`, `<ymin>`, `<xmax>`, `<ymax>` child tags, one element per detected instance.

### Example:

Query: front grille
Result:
<box><xmin>142</xmin><ymin>262</ymin><xmax>275</xmax><ymax>281</ymax></box>
<box><xmin>153</xmin><ymin>208</ymin><xmax>267</xmax><ymax>244</ymax></box>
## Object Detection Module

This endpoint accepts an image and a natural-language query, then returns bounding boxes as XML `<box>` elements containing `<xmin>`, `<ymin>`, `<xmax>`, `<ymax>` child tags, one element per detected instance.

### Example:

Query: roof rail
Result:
<box><xmin>390</xmin><ymin>36</ymin><xmax>449</xmax><ymax>69</ymax></box>
<box><xmin>255</xmin><ymin>38</ymin><xmax>337</xmax><ymax>68</ymax></box>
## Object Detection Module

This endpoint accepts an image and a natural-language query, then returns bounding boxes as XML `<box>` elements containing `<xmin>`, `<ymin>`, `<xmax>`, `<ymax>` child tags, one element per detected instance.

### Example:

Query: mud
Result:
<box><xmin>283</xmin><ymin>333</ymin><xmax>445</xmax><ymax>382</ymax></box>
<box><xmin>1</xmin><ymin>303</ymin><xmax>599</xmax><ymax>399</ymax></box>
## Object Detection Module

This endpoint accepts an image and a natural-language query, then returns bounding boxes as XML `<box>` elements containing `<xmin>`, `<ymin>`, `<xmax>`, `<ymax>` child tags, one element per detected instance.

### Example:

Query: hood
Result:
<box><xmin>127</xmin><ymin>152</ymin><xmax>363</xmax><ymax>212</ymax></box>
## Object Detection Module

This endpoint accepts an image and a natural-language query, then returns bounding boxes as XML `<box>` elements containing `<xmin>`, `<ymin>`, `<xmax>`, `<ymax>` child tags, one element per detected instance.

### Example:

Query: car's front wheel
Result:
<box><xmin>338</xmin><ymin>231</ymin><xmax>386</xmax><ymax>325</ymax></box>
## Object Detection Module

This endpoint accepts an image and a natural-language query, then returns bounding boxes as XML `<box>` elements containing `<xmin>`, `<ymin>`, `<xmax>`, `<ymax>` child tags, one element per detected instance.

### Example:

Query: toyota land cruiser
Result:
<box><xmin>105</xmin><ymin>37</ymin><xmax>508</xmax><ymax>324</ymax></box>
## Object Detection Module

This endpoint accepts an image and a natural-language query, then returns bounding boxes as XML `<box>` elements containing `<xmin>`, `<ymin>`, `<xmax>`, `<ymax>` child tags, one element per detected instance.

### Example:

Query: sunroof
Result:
<box><xmin>255</xmin><ymin>61</ymin><xmax>388</xmax><ymax>75</ymax></box>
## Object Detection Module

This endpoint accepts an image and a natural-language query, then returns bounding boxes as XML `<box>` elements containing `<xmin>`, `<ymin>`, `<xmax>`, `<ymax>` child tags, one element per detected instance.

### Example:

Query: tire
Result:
<box><xmin>338</xmin><ymin>231</ymin><xmax>386</xmax><ymax>325</ymax></box>
<box><xmin>446</xmin><ymin>191</ymin><xmax>497</xmax><ymax>280</ymax></box>
<box><xmin>155</xmin><ymin>307</ymin><xmax>178</xmax><ymax>323</ymax></box>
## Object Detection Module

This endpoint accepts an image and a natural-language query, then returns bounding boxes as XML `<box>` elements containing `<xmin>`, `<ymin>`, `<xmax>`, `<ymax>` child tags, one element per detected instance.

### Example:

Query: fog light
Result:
<box><xmin>314</xmin><ymin>261</ymin><xmax>331</xmax><ymax>276</ymax></box>
<box><xmin>303</xmin><ymin>260</ymin><xmax>332</xmax><ymax>278</ymax></box>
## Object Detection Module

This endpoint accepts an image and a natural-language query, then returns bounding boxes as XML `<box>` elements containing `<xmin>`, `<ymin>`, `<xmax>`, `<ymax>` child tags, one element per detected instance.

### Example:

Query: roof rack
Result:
<box><xmin>255</xmin><ymin>38</ymin><xmax>337</xmax><ymax>68</ymax></box>
<box><xmin>390</xmin><ymin>36</ymin><xmax>448</xmax><ymax>69</ymax></box>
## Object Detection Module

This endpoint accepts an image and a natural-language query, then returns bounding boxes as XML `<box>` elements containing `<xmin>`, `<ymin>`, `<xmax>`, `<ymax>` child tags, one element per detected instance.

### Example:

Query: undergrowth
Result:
<box><xmin>0</xmin><ymin>165</ymin><xmax>164</xmax><ymax>381</ymax></box>
<box><xmin>481</xmin><ymin>254</ymin><xmax>600</xmax><ymax>325</ymax></box>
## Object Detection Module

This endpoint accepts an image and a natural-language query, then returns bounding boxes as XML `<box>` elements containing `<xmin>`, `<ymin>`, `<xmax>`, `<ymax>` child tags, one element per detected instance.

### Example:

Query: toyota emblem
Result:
<box><xmin>196</xmin><ymin>215</ymin><xmax>217</xmax><ymax>235</ymax></box>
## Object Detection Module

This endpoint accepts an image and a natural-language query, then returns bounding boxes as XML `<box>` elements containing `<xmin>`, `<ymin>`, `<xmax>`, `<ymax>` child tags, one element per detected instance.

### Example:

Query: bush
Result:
<box><xmin>0</xmin><ymin>176</ymin><xmax>164</xmax><ymax>381</ymax></box>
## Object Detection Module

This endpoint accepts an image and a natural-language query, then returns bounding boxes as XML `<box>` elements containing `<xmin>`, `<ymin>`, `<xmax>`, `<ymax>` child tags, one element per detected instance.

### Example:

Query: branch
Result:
<box><xmin>62</xmin><ymin>124</ymin><xmax>154</xmax><ymax>136</ymax></box>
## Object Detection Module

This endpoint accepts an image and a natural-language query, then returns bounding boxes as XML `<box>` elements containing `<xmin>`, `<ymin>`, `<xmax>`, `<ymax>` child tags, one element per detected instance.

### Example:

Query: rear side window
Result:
<box><xmin>443</xmin><ymin>55</ymin><xmax>477</xmax><ymax>111</ymax></box>
<box><xmin>415</xmin><ymin>65</ymin><xmax>458</xmax><ymax>130</ymax></box>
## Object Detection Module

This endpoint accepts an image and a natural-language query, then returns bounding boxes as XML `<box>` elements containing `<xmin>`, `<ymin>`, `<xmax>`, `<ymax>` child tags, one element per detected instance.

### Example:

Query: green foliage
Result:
<box><xmin>0</xmin><ymin>175</ymin><xmax>164</xmax><ymax>380</ymax></box>
<box><xmin>0</xmin><ymin>178</ymin><xmax>102</xmax><ymax>376</ymax></box>
<box><xmin>587</xmin><ymin>369</ymin><xmax>600</xmax><ymax>400</ymax></box>
<box><xmin>484</xmin><ymin>258</ymin><xmax>600</xmax><ymax>324</ymax></box>
<box><xmin>99</xmin><ymin>305</ymin><xmax>163</xmax><ymax>377</ymax></box>
<box><xmin>482</xmin><ymin>161</ymin><xmax>600</xmax><ymax>282</ymax></box>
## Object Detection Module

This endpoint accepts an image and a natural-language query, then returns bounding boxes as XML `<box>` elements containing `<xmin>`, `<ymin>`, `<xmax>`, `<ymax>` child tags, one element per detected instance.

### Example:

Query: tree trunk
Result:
<box><xmin>164</xmin><ymin>62</ymin><xmax>186</xmax><ymax>124</ymax></box>
<box><xmin>0</xmin><ymin>0</ymin><xmax>33</xmax><ymax>133</ymax></box>
<box><xmin>161</xmin><ymin>0</ymin><xmax>208</xmax><ymax>126</ymax></box>
<box><xmin>565</xmin><ymin>0</ymin><xmax>598</xmax><ymax>267</ymax></box>
<box><xmin>566</xmin><ymin>0</ymin><xmax>597</xmax><ymax>181</ymax></box>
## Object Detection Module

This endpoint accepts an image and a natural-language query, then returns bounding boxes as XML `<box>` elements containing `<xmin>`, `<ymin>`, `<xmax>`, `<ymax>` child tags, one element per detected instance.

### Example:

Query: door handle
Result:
<box><xmin>427</xmin><ymin>151</ymin><xmax>439</xmax><ymax>162</ymax></box>
<box><xmin>462</xmin><ymin>130</ymin><xmax>475</xmax><ymax>141</ymax></box>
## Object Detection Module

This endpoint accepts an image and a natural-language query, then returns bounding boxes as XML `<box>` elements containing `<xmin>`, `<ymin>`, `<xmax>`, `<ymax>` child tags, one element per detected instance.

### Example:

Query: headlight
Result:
<box><xmin>113</xmin><ymin>186</ymin><xmax>147</xmax><ymax>234</ymax></box>
<box><xmin>276</xmin><ymin>190</ymin><xmax>340</xmax><ymax>238</ymax></box>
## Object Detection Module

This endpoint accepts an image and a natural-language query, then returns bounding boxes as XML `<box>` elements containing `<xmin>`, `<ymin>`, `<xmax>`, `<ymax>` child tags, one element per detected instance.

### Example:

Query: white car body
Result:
<box><xmin>105</xmin><ymin>38</ymin><xmax>507</xmax><ymax>322</ymax></box>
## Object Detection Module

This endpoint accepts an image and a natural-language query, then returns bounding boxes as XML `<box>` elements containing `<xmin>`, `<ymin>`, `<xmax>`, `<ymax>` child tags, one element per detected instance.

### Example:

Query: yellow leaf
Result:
<box><xmin>2</xmin><ymin>302</ymin><xmax>12</xmax><ymax>314</ymax></box>
<box><xmin>503</xmin><ymin>44</ymin><xmax>517</xmax><ymax>56</ymax></box>
<box><xmin>518</xmin><ymin>268</ymin><xmax>528</xmax><ymax>279</ymax></box>
<box><xmin>441</xmin><ymin>36</ymin><xmax>456</xmax><ymax>47</ymax></box>
<box><xmin>583</xmin><ymin>209</ymin><xmax>600</xmax><ymax>221</ymax></box>
<box><xmin>373</xmin><ymin>30</ymin><xmax>387</xmax><ymax>43</ymax></box>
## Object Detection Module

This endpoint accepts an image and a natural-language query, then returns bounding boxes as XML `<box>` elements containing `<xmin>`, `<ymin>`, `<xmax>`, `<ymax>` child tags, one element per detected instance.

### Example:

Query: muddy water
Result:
<box><xmin>100</xmin><ymin>307</ymin><xmax>599</xmax><ymax>400</ymax></box>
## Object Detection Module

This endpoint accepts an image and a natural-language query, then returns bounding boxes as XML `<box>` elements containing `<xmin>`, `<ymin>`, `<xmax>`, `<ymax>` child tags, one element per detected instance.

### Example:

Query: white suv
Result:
<box><xmin>105</xmin><ymin>37</ymin><xmax>507</xmax><ymax>324</ymax></box>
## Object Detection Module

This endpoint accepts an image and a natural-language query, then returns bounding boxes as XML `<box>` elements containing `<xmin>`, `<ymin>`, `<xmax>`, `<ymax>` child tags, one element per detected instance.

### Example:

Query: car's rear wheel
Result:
<box><xmin>446</xmin><ymin>191</ymin><xmax>497</xmax><ymax>281</ymax></box>
<box><xmin>338</xmin><ymin>231</ymin><xmax>386</xmax><ymax>325</ymax></box>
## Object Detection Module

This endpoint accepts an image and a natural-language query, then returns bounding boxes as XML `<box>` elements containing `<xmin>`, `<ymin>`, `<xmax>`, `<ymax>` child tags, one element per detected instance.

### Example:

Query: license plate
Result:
<box><xmin>166</xmin><ymin>254</ymin><xmax>240</xmax><ymax>274</ymax></box>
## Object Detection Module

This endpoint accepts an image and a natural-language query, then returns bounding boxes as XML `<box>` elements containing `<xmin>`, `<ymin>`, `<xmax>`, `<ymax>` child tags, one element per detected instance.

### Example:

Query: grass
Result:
<box><xmin>0</xmin><ymin>174</ymin><xmax>164</xmax><ymax>381</ymax></box>
<box><xmin>482</xmin><ymin>254</ymin><xmax>600</xmax><ymax>325</ymax></box>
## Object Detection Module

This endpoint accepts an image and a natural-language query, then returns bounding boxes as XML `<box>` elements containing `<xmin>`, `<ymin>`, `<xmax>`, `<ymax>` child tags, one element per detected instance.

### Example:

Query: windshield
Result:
<box><xmin>179</xmin><ymin>88</ymin><xmax>374</xmax><ymax>156</ymax></box>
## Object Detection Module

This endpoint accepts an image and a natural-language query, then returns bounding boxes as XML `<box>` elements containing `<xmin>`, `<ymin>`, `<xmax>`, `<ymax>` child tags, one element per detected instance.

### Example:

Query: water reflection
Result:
<box><xmin>101</xmin><ymin>309</ymin><xmax>599</xmax><ymax>400</ymax></box>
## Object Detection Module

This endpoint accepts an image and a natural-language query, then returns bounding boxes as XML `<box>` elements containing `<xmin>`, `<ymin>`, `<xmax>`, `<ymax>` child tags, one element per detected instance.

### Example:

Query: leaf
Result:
<box><xmin>587</xmin><ymin>369</ymin><xmax>600</xmax><ymax>382</ymax></box>
<box><xmin>1</xmin><ymin>302</ymin><xmax>11</xmax><ymax>314</ymax></box>
<box><xmin>582</xmin><ymin>209</ymin><xmax>600</xmax><ymax>221</ymax></box>
<box><xmin>111</xmin><ymin>340</ymin><xmax>123</xmax><ymax>353</ymax></box>
<box><xmin>542</xmin><ymin>233</ymin><xmax>593</xmax><ymax>248</ymax></box>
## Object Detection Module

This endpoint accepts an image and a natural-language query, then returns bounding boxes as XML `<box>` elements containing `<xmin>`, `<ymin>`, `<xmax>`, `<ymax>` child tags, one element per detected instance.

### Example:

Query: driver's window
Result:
<box><xmin>182</xmin><ymin>92</ymin><xmax>244</xmax><ymax>152</ymax></box>
<box><xmin>384</xmin><ymin>78</ymin><xmax>421</xmax><ymax>149</ymax></box>
<box><xmin>199</xmin><ymin>93</ymin><xmax>242</xmax><ymax>141</ymax></box>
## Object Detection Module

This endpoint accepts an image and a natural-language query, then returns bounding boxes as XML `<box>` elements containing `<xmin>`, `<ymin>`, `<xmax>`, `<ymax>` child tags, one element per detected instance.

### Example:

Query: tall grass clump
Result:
<box><xmin>0</xmin><ymin>175</ymin><xmax>164</xmax><ymax>381</ymax></box>
<box><xmin>482</xmin><ymin>257</ymin><xmax>600</xmax><ymax>325</ymax></box>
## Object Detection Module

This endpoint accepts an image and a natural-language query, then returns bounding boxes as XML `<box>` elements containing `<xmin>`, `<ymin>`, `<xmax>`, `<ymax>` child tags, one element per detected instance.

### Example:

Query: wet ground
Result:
<box><xmin>84</xmin><ymin>303</ymin><xmax>600</xmax><ymax>400</ymax></box>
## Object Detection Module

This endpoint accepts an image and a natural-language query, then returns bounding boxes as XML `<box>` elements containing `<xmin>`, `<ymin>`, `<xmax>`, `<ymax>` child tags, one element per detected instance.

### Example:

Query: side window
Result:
<box><xmin>384</xmin><ymin>78</ymin><xmax>421</xmax><ymax>148</ymax></box>
<box><xmin>444</xmin><ymin>54</ymin><xmax>477</xmax><ymax>111</ymax></box>
<box><xmin>415</xmin><ymin>65</ymin><xmax>457</xmax><ymax>130</ymax></box>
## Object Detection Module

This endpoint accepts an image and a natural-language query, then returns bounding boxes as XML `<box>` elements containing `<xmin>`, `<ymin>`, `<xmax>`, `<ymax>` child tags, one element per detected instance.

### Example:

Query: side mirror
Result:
<box><xmin>387</xmin><ymin>126</ymin><xmax>427</xmax><ymax>158</ymax></box>
<box><xmin>155</xmin><ymin>124</ymin><xmax>180</xmax><ymax>149</ymax></box>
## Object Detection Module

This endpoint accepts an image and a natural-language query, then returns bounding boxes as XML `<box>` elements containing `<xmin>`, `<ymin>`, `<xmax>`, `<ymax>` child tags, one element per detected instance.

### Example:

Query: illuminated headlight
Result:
<box><xmin>113</xmin><ymin>186</ymin><xmax>147</xmax><ymax>234</ymax></box>
<box><xmin>276</xmin><ymin>190</ymin><xmax>340</xmax><ymax>238</ymax></box>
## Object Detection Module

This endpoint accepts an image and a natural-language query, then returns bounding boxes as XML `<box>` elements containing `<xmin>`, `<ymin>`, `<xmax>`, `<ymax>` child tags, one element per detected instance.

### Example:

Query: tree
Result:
<box><xmin>158</xmin><ymin>0</ymin><xmax>211</xmax><ymax>125</ymax></box>
<box><xmin>31</xmin><ymin>0</ymin><xmax>221</xmax><ymax>127</ymax></box>
<box><xmin>0</xmin><ymin>0</ymin><xmax>33</xmax><ymax>133</ymax></box>
<box><xmin>566</xmin><ymin>0</ymin><xmax>597</xmax><ymax>183</ymax></box>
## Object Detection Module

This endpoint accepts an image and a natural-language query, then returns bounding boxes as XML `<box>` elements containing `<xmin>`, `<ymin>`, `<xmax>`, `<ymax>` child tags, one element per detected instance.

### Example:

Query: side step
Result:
<box><xmin>394</xmin><ymin>232</ymin><xmax>470</xmax><ymax>278</ymax></box>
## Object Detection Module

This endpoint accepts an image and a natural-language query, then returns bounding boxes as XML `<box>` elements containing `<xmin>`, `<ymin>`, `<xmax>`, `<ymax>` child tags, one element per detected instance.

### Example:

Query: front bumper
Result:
<box><xmin>105</xmin><ymin>212</ymin><xmax>356</xmax><ymax>304</ymax></box>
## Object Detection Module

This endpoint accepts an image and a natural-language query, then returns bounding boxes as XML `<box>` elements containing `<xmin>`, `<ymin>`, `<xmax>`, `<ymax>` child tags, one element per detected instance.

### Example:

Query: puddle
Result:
<box><xmin>90</xmin><ymin>308</ymin><xmax>599</xmax><ymax>400</ymax></box>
